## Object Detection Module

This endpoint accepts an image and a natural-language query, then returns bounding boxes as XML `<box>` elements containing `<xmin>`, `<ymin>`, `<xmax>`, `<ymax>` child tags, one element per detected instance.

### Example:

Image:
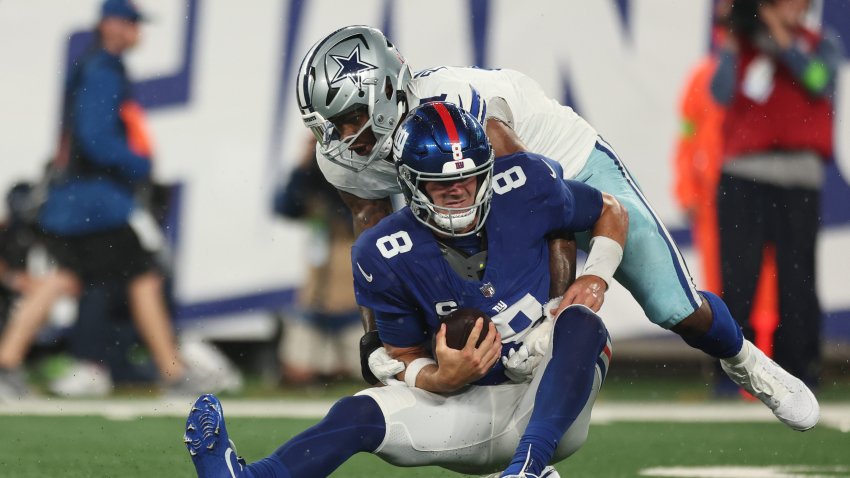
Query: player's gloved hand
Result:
<box><xmin>360</xmin><ymin>331</ymin><xmax>403</xmax><ymax>385</ymax></box>
<box><xmin>502</xmin><ymin>306</ymin><xmax>556</xmax><ymax>382</ymax></box>
<box><xmin>525</xmin><ymin>313</ymin><xmax>555</xmax><ymax>357</ymax></box>
<box><xmin>364</xmin><ymin>336</ymin><xmax>405</xmax><ymax>386</ymax></box>
<box><xmin>502</xmin><ymin>345</ymin><xmax>535</xmax><ymax>382</ymax></box>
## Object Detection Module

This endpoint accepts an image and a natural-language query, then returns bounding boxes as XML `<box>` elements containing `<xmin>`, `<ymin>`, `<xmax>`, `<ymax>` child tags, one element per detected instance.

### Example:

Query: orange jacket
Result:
<box><xmin>673</xmin><ymin>56</ymin><xmax>725</xmax><ymax>294</ymax></box>
<box><xmin>673</xmin><ymin>56</ymin><xmax>725</xmax><ymax>216</ymax></box>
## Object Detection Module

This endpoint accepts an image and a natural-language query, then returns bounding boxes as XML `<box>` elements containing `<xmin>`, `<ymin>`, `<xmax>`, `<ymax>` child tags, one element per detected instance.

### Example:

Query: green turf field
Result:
<box><xmin>1</xmin><ymin>406</ymin><xmax>848</xmax><ymax>477</ymax></box>
<box><xmin>2</xmin><ymin>375</ymin><xmax>848</xmax><ymax>477</ymax></box>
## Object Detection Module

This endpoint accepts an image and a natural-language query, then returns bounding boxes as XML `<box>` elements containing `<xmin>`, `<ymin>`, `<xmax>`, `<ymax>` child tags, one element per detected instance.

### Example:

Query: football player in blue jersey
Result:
<box><xmin>297</xmin><ymin>25</ymin><xmax>819</xmax><ymax>431</ymax></box>
<box><xmin>185</xmin><ymin>102</ymin><xmax>626</xmax><ymax>478</ymax></box>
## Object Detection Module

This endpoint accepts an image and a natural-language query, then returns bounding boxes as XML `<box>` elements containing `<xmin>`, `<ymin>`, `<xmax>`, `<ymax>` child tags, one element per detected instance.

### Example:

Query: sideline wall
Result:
<box><xmin>1</xmin><ymin>0</ymin><xmax>848</xmax><ymax>342</ymax></box>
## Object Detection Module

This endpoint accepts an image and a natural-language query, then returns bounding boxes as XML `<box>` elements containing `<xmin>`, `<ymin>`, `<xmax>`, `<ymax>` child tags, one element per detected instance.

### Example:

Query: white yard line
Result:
<box><xmin>639</xmin><ymin>465</ymin><xmax>850</xmax><ymax>477</ymax></box>
<box><xmin>0</xmin><ymin>399</ymin><xmax>848</xmax><ymax>431</ymax></box>
<box><xmin>592</xmin><ymin>402</ymin><xmax>850</xmax><ymax>432</ymax></box>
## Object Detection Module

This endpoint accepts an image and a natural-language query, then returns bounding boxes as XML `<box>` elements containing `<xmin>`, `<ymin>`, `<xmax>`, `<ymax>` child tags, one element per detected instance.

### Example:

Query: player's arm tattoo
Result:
<box><xmin>337</xmin><ymin>191</ymin><xmax>394</xmax><ymax>238</ymax></box>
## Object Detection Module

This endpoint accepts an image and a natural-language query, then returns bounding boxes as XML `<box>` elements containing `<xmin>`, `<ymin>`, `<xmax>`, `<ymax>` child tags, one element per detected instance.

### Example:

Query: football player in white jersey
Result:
<box><xmin>185</xmin><ymin>101</ymin><xmax>620</xmax><ymax>478</ymax></box>
<box><xmin>296</xmin><ymin>25</ymin><xmax>818</xmax><ymax>431</ymax></box>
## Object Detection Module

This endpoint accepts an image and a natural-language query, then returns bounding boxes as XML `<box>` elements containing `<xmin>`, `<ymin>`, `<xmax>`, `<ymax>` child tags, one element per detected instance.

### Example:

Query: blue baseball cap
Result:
<box><xmin>100</xmin><ymin>0</ymin><xmax>146</xmax><ymax>22</ymax></box>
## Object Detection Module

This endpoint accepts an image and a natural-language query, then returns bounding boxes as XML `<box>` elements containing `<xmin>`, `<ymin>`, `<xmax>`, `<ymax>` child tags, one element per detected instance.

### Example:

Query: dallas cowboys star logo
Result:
<box><xmin>329</xmin><ymin>44</ymin><xmax>377</xmax><ymax>86</ymax></box>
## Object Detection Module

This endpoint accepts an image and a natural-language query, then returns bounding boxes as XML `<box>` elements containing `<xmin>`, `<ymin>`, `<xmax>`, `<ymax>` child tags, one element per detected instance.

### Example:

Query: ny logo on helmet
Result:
<box><xmin>393</xmin><ymin>129</ymin><xmax>410</xmax><ymax>159</ymax></box>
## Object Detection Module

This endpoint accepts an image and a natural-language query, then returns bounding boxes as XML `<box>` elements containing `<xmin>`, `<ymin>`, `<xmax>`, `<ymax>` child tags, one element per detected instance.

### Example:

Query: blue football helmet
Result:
<box><xmin>393</xmin><ymin>101</ymin><xmax>494</xmax><ymax>237</ymax></box>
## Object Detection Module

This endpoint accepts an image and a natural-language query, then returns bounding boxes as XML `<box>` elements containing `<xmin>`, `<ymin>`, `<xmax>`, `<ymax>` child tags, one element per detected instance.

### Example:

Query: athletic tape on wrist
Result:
<box><xmin>580</xmin><ymin>235</ymin><xmax>623</xmax><ymax>287</ymax></box>
<box><xmin>404</xmin><ymin>357</ymin><xmax>437</xmax><ymax>388</ymax></box>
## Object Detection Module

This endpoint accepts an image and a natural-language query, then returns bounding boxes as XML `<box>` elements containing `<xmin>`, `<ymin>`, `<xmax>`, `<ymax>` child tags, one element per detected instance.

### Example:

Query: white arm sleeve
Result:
<box><xmin>484</xmin><ymin>96</ymin><xmax>515</xmax><ymax>129</ymax></box>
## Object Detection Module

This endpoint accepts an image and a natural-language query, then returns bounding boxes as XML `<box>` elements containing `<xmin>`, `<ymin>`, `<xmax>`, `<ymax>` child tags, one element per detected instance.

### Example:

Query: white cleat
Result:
<box><xmin>721</xmin><ymin>340</ymin><xmax>819</xmax><ymax>431</ymax></box>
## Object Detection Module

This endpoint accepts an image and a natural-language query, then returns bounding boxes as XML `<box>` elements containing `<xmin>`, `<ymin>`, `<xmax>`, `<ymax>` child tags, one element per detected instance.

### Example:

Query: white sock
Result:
<box><xmin>722</xmin><ymin>340</ymin><xmax>753</xmax><ymax>367</ymax></box>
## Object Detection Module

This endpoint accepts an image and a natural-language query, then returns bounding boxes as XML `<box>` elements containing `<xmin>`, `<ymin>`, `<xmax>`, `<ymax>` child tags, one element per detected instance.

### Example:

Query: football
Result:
<box><xmin>439</xmin><ymin>308</ymin><xmax>492</xmax><ymax>350</ymax></box>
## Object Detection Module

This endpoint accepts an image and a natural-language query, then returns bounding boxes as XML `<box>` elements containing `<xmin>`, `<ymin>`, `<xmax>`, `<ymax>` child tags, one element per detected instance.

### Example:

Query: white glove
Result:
<box><xmin>502</xmin><ymin>308</ymin><xmax>556</xmax><ymax>383</ymax></box>
<box><xmin>526</xmin><ymin>310</ymin><xmax>556</xmax><ymax>356</ymax></box>
<box><xmin>368</xmin><ymin>347</ymin><xmax>405</xmax><ymax>385</ymax></box>
<box><xmin>502</xmin><ymin>345</ymin><xmax>536</xmax><ymax>382</ymax></box>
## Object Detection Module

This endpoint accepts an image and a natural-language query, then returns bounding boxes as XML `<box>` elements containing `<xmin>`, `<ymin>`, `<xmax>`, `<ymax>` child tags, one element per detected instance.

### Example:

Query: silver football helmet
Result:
<box><xmin>296</xmin><ymin>26</ymin><xmax>412</xmax><ymax>172</ymax></box>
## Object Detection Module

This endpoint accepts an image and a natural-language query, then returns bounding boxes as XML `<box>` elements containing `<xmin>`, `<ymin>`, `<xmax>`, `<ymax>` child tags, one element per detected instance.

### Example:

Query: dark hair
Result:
<box><xmin>5</xmin><ymin>182</ymin><xmax>34</xmax><ymax>225</ymax></box>
<box><xmin>727</xmin><ymin>0</ymin><xmax>773</xmax><ymax>38</ymax></box>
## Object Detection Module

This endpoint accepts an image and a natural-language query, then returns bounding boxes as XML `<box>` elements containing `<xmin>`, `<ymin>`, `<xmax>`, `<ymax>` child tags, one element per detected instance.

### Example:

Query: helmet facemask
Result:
<box><xmin>399</xmin><ymin>154</ymin><xmax>494</xmax><ymax>237</ymax></box>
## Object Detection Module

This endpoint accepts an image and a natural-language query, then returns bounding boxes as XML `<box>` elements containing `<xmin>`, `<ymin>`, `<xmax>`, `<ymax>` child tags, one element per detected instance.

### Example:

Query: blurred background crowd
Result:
<box><xmin>0</xmin><ymin>0</ymin><xmax>848</xmax><ymax>400</ymax></box>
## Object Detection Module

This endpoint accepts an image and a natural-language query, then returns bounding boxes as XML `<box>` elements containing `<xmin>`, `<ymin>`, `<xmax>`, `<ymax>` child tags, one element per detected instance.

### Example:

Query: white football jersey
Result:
<box><xmin>316</xmin><ymin>66</ymin><xmax>598</xmax><ymax>199</ymax></box>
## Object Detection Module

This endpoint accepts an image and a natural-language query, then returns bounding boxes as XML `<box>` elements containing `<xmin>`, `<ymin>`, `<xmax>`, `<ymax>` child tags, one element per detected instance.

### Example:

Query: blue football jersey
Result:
<box><xmin>352</xmin><ymin>151</ymin><xmax>602</xmax><ymax>352</ymax></box>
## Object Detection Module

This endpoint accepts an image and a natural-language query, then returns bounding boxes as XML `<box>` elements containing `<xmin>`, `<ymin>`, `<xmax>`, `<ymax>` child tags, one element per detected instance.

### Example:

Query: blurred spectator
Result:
<box><xmin>0</xmin><ymin>181</ymin><xmax>177</xmax><ymax>399</ymax></box>
<box><xmin>710</xmin><ymin>0</ymin><xmax>842</xmax><ymax>388</ymax></box>
<box><xmin>672</xmin><ymin>0</ymin><xmax>780</xmax><ymax>395</ymax></box>
<box><xmin>0</xmin><ymin>180</ymin><xmax>82</xmax><ymax>400</ymax></box>
<box><xmin>273</xmin><ymin>139</ymin><xmax>362</xmax><ymax>385</ymax></box>
<box><xmin>0</xmin><ymin>183</ymin><xmax>39</xmax><ymax>325</ymax></box>
<box><xmin>0</xmin><ymin>0</ymin><xmax>204</xmax><ymax>401</ymax></box>
<box><xmin>47</xmin><ymin>182</ymin><xmax>179</xmax><ymax>396</ymax></box>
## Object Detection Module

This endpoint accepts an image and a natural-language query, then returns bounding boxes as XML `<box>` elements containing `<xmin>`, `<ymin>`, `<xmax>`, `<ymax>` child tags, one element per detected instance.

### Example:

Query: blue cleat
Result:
<box><xmin>486</xmin><ymin>466</ymin><xmax>560</xmax><ymax>478</ymax></box>
<box><xmin>497</xmin><ymin>447</ymin><xmax>562</xmax><ymax>478</ymax></box>
<box><xmin>499</xmin><ymin>466</ymin><xmax>560</xmax><ymax>478</ymax></box>
<box><xmin>184</xmin><ymin>394</ymin><xmax>247</xmax><ymax>478</ymax></box>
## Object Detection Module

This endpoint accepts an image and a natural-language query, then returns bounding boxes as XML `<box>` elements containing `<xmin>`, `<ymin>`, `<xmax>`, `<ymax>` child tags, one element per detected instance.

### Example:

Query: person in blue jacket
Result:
<box><xmin>34</xmin><ymin>0</ymin><xmax>197</xmax><ymax>395</ymax></box>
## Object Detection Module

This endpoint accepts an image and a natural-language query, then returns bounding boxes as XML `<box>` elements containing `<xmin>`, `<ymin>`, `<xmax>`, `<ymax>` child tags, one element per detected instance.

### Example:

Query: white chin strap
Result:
<box><xmin>433</xmin><ymin>207</ymin><xmax>476</xmax><ymax>232</ymax></box>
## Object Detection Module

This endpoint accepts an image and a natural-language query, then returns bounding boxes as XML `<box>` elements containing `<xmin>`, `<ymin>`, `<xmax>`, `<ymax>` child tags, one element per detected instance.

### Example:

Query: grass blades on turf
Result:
<box><xmin>1</xmin><ymin>415</ymin><xmax>848</xmax><ymax>477</ymax></box>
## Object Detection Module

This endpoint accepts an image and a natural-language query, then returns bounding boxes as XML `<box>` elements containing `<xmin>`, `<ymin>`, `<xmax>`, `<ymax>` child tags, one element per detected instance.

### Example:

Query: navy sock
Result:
<box><xmin>503</xmin><ymin>306</ymin><xmax>608</xmax><ymax>476</ymax></box>
<box><xmin>247</xmin><ymin>395</ymin><xmax>385</xmax><ymax>478</ymax></box>
<box><xmin>681</xmin><ymin>291</ymin><xmax>744</xmax><ymax>359</ymax></box>
<box><xmin>245</xmin><ymin>456</ymin><xmax>287</xmax><ymax>478</ymax></box>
